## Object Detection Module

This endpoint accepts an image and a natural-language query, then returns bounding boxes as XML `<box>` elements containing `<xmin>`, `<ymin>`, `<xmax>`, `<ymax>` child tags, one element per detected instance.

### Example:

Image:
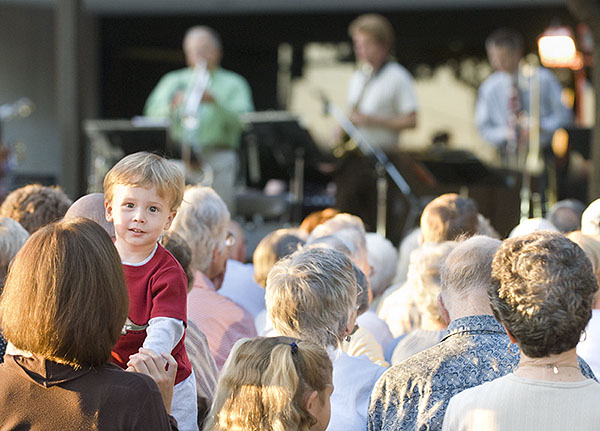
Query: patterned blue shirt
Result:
<box><xmin>368</xmin><ymin>314</ymin><xmax>595</xmax><ymax>431</ymax></box>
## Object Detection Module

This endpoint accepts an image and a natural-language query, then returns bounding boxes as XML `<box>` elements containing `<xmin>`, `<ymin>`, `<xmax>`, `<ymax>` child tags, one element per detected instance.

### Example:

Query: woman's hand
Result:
<box><xmin>126</xmin><ymin>348</ymin><xmax>178</xmax><ymax>413</ymax></box>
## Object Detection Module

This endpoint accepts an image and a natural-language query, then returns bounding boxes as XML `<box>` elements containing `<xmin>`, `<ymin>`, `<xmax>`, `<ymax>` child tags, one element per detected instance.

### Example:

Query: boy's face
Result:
<box><xmin>105</xmin><ymin>184</ymin><xmax>176</xmax><ymax>257</ymax></box>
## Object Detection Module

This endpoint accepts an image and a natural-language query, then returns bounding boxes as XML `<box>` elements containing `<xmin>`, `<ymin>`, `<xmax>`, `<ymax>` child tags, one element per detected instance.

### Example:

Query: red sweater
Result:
<box><xmin>111</xmin><ymin>243</ymin><xmax>192</xmax><ymax>385</ymax></box>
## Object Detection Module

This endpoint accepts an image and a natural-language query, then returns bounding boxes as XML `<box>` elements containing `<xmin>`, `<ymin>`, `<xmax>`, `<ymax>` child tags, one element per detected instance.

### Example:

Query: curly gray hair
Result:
<box><xmin>490</xmin><ymin>231</ymin><xmax>598</xmax><ymax>358</ymax></box>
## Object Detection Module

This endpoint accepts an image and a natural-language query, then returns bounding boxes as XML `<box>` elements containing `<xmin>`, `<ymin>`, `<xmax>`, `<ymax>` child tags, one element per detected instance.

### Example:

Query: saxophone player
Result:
<box><xmin>335</xmin><ymin>13</ymin><xmax>418</xmax><ymax>242</ymax></box>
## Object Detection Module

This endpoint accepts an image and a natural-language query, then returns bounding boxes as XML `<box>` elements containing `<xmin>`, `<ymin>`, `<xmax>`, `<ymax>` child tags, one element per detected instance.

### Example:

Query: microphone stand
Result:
<box><xmin>324</xmin><ymin>97</ymin><xmax>421</xmax><ymax>238</ymax></box>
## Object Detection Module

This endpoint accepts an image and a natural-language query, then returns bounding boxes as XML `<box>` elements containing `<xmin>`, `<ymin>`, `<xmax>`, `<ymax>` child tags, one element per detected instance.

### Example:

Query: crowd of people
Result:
<box><xmin>0</xmin><ymin>169</ymin><xmax>599</xmax><ymax>429</ymax></box>
<box><xmin>0</xmin><ymin>10</ymin><xmax>595</xmax><ymax>431</ymax></box>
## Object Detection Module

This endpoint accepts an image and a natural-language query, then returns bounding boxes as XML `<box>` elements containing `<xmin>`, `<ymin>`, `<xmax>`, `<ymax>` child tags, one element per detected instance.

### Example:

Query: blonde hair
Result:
<box><xmin>266</xmin><ymin>247</ymin><xmax>356</xmax><ymax>347</ymax></box>
<box><xmin>420</xmin><ymin>193</ymin><xmax>478</xmax><ymax>243</ymax></box>
<box><xmin>0</xmin><ymin>218</ymin><xmax>128</xmax><ymax>367</ymax></box>
<box><xmin>410</xmin><ymin>241</ymin><xmax>457</xmax><ymax>325</ymax></box>
<box><xmin>103</xmin><ymin>152</ymin><xmax>185</xmax><ymax>211</ymax></box>
<box><xmin>348</xmin><ymin>13</ymin><xmax>395</xmax><ymax>53</ymax></box>
<box><xmin>204</xmin><ymin>336</ymin><xmax>332</xmax><ymax>431</ymax></box>
<box><xmin>253</xmin><ymin>229</ymin><xmax>304</xmax><ymax>288</ymax></box>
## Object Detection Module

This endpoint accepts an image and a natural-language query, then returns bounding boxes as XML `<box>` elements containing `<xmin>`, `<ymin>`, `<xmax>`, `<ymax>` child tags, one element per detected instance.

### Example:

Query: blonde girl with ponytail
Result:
<box><xmin>204</xmin><ymin>336</ymin><xmax>333</xmax><ymax>431</ymax></box>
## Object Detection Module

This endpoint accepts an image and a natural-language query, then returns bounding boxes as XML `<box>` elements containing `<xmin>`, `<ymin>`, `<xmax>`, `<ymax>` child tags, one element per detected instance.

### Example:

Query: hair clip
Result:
<box><xmin>289</xmin><ymin>341</ymin><xmax>298</xmax><ymax>354</ymax></box>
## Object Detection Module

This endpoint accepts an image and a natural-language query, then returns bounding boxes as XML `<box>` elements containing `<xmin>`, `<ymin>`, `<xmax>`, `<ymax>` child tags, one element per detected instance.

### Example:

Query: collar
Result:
<box><xmin>6</xmin><ymin>353</ymin><xmax>94</xmax><ymax>388</ymax></box>
<box><xmin>441</xmin><ymin>314</ymin><xmax>505</xmax><ymax>342</ymax></box>
<box><xmin>192</xmin><ymin>270</ymin><xmax>216</xmax><ymax>292</ymax></box>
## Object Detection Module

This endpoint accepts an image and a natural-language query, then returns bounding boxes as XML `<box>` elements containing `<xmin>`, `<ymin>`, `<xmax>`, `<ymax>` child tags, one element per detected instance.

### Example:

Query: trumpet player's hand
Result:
<box><xmin>350</xmin><ymin>111</ymin><xmax>370</xmax><ymax>126</ymax></box>
<box><xmin>170</xmin><ymin>92</ymin><xmax>184</xmax><ymax>112</ymax></box>
<box><xmin>201</xmin><ymin>91</ymin><xmax>216</xmax><ymax>104</ymax></box>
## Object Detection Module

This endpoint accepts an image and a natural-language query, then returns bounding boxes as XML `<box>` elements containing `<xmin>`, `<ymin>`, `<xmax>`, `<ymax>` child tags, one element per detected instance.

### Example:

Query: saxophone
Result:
<box><xmin>332</xmin><ymin>64</ymin><xmax>373</xmax><ymax>159</ymax></box>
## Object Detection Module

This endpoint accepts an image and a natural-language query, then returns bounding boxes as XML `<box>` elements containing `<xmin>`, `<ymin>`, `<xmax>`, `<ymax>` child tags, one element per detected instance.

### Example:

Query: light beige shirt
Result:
<box><xmin>443</xmin><ymin>373</ymin><xmax>600</xmax><ymax>431</ymax></box>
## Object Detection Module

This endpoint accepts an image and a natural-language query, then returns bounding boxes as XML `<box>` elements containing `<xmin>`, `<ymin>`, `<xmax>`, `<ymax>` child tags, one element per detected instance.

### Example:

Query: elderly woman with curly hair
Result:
<box><xmin>443</xmin><ymin>231</ymin><xmax>600</xmax><ymax>430</ymax></box>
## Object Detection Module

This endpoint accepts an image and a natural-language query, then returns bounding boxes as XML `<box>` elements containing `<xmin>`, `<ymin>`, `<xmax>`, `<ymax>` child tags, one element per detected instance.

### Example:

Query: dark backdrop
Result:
<box><xmin>99</xmin><ymin>5</ymin><xmax>574</xmax><ymax>118</ymax></box>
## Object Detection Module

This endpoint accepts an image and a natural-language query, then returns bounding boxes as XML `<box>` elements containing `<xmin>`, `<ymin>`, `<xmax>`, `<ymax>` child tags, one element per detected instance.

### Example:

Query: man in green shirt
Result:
<box><xmin>144</xmin><ymin>26</ymin><xmax>254</xmax><ymax>213</ymax></box>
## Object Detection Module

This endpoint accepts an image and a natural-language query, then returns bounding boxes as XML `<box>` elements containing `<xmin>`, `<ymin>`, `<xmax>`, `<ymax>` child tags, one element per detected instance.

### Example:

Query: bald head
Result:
<box><xmin>439</xmin><ymin>235</ymin><xmax>501</xmax><ymax>321</ymax></box>
<box><xmin>64</xmin><ymin>193</ymin><xmax>115</xmax><ymax>239</ymax></box>
<box><xmin>183</xmin><ymin>26</ymin><xmax>222</xmax><ymax>69</ymax></box>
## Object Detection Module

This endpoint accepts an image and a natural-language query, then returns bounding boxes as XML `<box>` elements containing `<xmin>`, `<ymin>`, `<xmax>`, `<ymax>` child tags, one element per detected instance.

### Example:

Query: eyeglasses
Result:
<box><xmin>225</xmin><ymin>231</ymin><xmax>236</xmax><ymax>247</ymax></box>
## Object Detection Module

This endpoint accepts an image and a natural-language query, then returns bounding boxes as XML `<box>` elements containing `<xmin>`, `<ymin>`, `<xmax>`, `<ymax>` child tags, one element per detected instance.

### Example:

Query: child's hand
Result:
<box><xmin>126</xmin><ymin>348</ymin><xmax>178</xmax><ymax>413</ymax></box>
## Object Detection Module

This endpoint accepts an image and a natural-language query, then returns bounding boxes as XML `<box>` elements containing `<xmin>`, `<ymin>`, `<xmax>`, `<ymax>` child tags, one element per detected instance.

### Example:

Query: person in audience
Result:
<box><xmin>161</xmin><ymin>230</ymin><xmax>219</xmax><ymax>428</ymax></box>
<box><xmin>170</xmin><ymin>185</ymin><xmax>256</xmax><ymax>370</ymax></box>
<box><xmin>378</xmin><ymin>241</ymin><xmax>455</xmax><ymax>338</ymax></box>
<box><xmin>392</xmin><ymin>227</ymin><xmax>421</xmax><ymax>287</ymax></box>
<box><xmin>420</xmin><ymin>193</ymin><xmax>479</xmax><ymax>244</ymax></box>
<box><xmin>547</xmin><ymin>199</ymin><xmax>585</xmax><ymax>233</ymax></box>
<box><xmin>0</xmin><ymin>217</ymin><xmax>28</xmax><ymax>287</ymax></box>
<box><xmin>308</xmin><ymin>213</ymin><xmax>371</xmax><ymax>279</ymax></box>
<box><xmin>365</xmin><ymin>232</ymin><xmax>398</xmax><ymax>311</ymax></box>
<box><xmin>308</xmin><ymin>214</ymin><xmax>391</xmax><ymax>343</ymax></box>
<box><xmin>0</xmin><ymin>218</ymin><xmax>178</xmax><ymax>429</ymax></box>
<box><xmin>581</xmin><ymin>198</ymin><xmax>600</xmax><ymax>236</ymax></box>
<box><xmin>369</xmin><ymin>236</ymin><xmax>512</xmax><ymax>431</ymax></box>
<box><xmin>64</xmin><ymin>192</ymin><xmax>115</xmax><ymax>239</ymax></box>
<box><xmin>0</xmin><ymin>217</ymin><xmax>28</xmax><ymax>362</ymax></box>
<box><xmin>0</xmin><ymin>183</ymin><xmax>71</xmax><ymax>234</ymax></box>
<box><xmin>567</xmin><ymin>231</ymin><xmax>600</xmax><ymax>378</ymax></box>
<box><xmin>307</xmin><ymin>214</ymin><xmax>392</xmax><ymax>363</ymax></box>
<box><xmin>389</xmin><ymin>241</ymin><xmax>457</xmax><ymax>364</ymax></box>
<box><xmin>381</xmin><ymin>193</ymin><xmax>479</xmax><ymax>304</ymax></box>
<box><xmin>252</xmin><ymin>228</ymin><xmax>305</xmax><ymax>335</ymax></box>
<box><xmin>508</xmin><ymin>216</ymin><xmax>558</xmax><ymax>237</ymax></box>
<box><xmin>104</xmin><ymin>152</ymin><xmax>196</xmax><ymax>430</ymax></box>
<box><xmin>443</xmin><ymin>231</ymin><xmax>600</xmax><ymax>430</ymax></box>
<box><xmin>356</xmin><ymin>233</ymin><xmax>397</xmax><ymax>350</ymax></box>
<box><xmin>204</xmin><ymin>336</ymin><xmax>333</xmax><ymax>431</ymax></box>
<box><xmin>219</xmin><ymin>220</ymin><xmax>266</xmax><ymax>318</ymax></box>
<box><xmin>306</xmin><ymin>235</ymin><xmax>388</xmax><ymax>367</ymax></box>
<box><xmin>266</xmin><ymin>247</ymin><xmax>385</xmax><ymax>431</ymax></box>
<box><xmin>299</xmin><ymin>208</ymin><xmax>339</xmax><ymax>236</ymax></box>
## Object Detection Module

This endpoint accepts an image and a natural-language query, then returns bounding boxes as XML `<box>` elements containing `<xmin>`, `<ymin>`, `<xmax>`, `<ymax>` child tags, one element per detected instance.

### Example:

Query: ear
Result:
<box><xmin>305</xmin><ymin>390</ymin><xmax>320</xmax><ymax>418</ymax></box>
<box><xmin>163</xmin><ymin>210</ymin><xmax>177</xmax><ymax>231</ymax></box>
<box><xmin>105</xmin><ymin>199</ymin><xmax>114</xmax><ymax>223</ymax></box>
<box><xmin>343</xmin><ymin>316</ymin><xmax>355</xmax><ymax>338</ymax></box>
<box><xmin>211</xmin><ymin>245</ymin><xmax>219</xmax><ymax>264</ymax></box>
<box><xmin>502</xmin><ymin>323</ymin><xmax>518</xmax><ymax>344</ymax></box>
<box><xmin>438</xmin><ymin>293</ymin><xmax>451</xmax><ymax>326</ymax></box>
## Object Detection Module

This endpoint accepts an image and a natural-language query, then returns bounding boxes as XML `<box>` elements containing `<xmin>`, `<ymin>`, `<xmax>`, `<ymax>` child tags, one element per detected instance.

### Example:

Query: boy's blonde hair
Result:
<box><xmin>103</xmin><ymin>152</ymin><xmax>185</xmax><ymax>211</ymax></box>
<box><xmin>205</xmin><ymin>336</ymin><xmax>332</xmax><ymax>431</ymax></box>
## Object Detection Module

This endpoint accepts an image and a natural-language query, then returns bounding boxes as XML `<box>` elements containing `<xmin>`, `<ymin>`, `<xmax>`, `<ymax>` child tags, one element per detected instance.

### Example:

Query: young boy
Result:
<box><xmin>104</xmin><ymin>152</ymin><xmax>197</xmax><ymax>431</ymax></box>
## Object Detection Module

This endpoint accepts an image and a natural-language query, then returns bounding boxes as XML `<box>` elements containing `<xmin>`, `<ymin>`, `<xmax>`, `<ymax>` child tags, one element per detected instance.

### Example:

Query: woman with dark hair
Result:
<box><xmin>443</xmin><ymin>231</ymin><xmax>600</xmax><ymax>430</ymax></box>
<box><xmin>0</xmin><ymin>218</ymin><xmax>178</xmax><ymax>429</ymax></box>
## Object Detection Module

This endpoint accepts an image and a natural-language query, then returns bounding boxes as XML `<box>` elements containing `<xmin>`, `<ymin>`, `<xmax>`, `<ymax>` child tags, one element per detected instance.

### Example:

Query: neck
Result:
<box><xmin>447</xmin><ymin>294</ymin><xmax>493</xmax><ymax>321</ymax></box>
<box><xmin>515</xmin><ymin>348</ymin><xmax>585</xmax><ymax>382</ymax></box>
<box><xmin>115</xmin><ymin>240</ymin><xmax>156</xmax><ymax>264</ymax></box>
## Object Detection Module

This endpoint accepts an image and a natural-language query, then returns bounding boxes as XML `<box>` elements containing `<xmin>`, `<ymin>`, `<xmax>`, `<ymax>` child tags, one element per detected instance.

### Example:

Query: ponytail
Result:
<box><xmin>203</xmin><ymin>337</ymin><xmax>332</xmax><ymax>431</ymax></box>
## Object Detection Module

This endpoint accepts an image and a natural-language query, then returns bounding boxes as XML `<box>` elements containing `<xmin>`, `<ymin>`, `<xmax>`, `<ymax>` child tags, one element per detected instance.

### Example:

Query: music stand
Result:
<box><xmin>240</xmin><ymin>111</ymin><xmax>331</xmax><ymax>222</ymax></box>
<box><xmin>84</xmin><ymin>119</ymin><xmax>170</xmax><ymax>192</ymax></box>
